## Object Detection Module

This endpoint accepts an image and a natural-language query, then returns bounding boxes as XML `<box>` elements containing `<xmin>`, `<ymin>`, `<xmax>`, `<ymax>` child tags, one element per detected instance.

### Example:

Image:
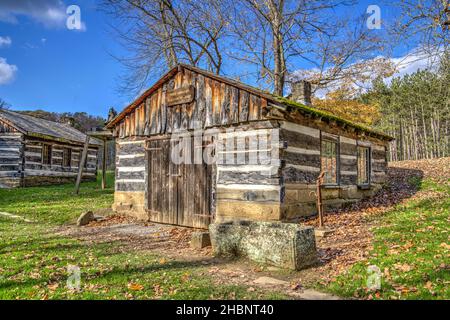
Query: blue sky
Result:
<box><xmin>0</xmin><ymin>0</ymin><xmax>128</xmax><ymax>117</ymax></box>
<box><xmin>0</xmin><ymin>0</ymin><xmax>426</xmax><ymax>118</ymax></box>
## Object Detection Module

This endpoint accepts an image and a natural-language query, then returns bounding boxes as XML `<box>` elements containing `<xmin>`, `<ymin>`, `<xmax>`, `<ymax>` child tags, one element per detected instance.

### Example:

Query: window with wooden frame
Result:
<box><xmin>357</xmin><ymin>146</ymin><xmax>371</xmax><ymax>185</ymax></box>
<box><xmin>63</xmin><ymin>148</ymin><xmax>72</xmax><ymax>167</ymax></box>
<box><xmin>321</xmin><ymin>138</ymin><xmax>339</xmax><ymax>185</ymax></box>
<box><xmin>42</xmin><ymin>144</ymin><xmax>52</xmax><ymax>165</ymax></box>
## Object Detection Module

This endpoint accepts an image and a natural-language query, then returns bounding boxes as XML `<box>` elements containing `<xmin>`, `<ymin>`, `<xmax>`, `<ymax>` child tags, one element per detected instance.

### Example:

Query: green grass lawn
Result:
<box><xmin>0</xmin><ymin>173</ymin><xmax>115</xmax><ymax>225</ymax></box>
<box><xmin>324</xmin><ymin>180</ymin><xmax>450</xmax><ymax>300</ymax></box>
<box><xmin>1</xmin><ymin>172</ymin><xmax>448</xmax><ymax>300</ymax></box>
<box><xmin>0</xmin><ymin>173</ymin><xmax>284</xmax><ymax>300</ymax></box>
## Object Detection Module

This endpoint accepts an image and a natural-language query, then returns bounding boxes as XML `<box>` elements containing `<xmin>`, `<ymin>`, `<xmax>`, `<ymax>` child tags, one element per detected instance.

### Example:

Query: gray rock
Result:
<box><xmin>77</xmin><ymin>211</ymin><xmax>95</xmax><ymax>226</ymax></box>
<box><xmin>93</xmin><ymin>214</ymin><xmax>106</xmax><ymax>222</ymax></box>
<box><xmin>209</xmin><ymin>220</ymin><xmax>317</xmax><ymax>270</ymax></box>
<box><xmin>191</xmin><ymin>232</ymin><xmax>211</xmax><ymax>249</ymax></box>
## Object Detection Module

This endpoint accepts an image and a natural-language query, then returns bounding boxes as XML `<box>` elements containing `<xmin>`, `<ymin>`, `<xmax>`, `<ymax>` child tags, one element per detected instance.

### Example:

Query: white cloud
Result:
<box><xmin>0</xmin><ymin>57</ymin><xmax>18</xmax><ymax>85</ymax></box>
<box><xmin>388</xmin><ymin>50</ymin><xmax>440</xmax><ymax>80</ymax></box>
<box><xmin>0</xmin><ymin>0</ymin><xmax>66</xmax><ymax>27</ymax></box>
<box><xmin>0</xmin><ymin>36</ymin><xmax>12</xmax><ymax>48</ymax></box>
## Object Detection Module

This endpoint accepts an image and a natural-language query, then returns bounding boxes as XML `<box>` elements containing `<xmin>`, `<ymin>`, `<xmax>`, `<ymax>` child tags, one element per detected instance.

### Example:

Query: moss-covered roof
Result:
<box><xmin>271</xmin><ymin>96</ymin><xmax>394</xmax><ymax>141</ymax></box>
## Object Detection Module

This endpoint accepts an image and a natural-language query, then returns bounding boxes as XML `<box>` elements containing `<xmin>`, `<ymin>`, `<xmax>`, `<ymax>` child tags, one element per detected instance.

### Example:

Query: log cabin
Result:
<box><xmin>0</xmin><ymin>109</ymin><xmax>100</xmax><ymax>188</ymax></box>
<box><xmin>106</xmin><ymin>64</ymin><xmax>393</xmax><ymax>229</ymax></box>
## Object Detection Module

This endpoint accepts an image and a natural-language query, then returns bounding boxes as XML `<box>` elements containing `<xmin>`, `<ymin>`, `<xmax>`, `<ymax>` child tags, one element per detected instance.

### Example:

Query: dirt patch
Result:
<box><xmin>57</xmin><ymin>215</ymin><xmax>212</xmax><ymax>259</ymax></box>
<box><xmin>57</xmin><ymin>215</ymin><xmax>336</xmax><ymax>298</ymax></box>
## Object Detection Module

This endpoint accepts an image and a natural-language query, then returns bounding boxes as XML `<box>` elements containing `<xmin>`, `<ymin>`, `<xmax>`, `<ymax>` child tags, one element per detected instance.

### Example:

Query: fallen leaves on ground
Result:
<box><xmin>87</xmin><ymin>214</ymin><xmax>135</xmax><ymax>227</ymax></box>
<box><xmin>47</xmin><ymin>283</ymin><xmax>59</xmax><ymax>291</ymax></box>
<box><xmin>298</xmin><ymin>157</ymin><xmax>449</xmax><ymax>285</ymax></box>
<box><xmin>127</xmin><ymin>283</ymin><xmax>144</xmax><ymax>291</ymax></box>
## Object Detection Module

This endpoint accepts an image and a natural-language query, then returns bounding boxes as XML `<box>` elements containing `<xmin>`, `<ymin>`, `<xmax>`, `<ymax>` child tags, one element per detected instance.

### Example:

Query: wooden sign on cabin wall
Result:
<box><xmin>166</xmin><ymin>85</ymin><xmax>195</xmax><ymax>107</ymax></box>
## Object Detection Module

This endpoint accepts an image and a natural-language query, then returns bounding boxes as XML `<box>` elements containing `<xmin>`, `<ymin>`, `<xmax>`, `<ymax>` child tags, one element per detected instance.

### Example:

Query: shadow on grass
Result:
<box><xmin>0</xmin><ymin>238</ymin><xmax>223</xmax><ymax>295</ymax></box>
<box><xmin>0</xmin><ymin>186</ymin><xmax>113</xmax><ymax>207</ymax></box>
<box><xmin>357</xmin><ymin>167</ymin><xmax>423</xmax><ymax>209</ymax></box>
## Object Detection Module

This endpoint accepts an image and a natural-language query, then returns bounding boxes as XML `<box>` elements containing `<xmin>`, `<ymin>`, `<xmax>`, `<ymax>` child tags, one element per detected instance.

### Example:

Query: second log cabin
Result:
<box><xmin>106</xmin><ymin>64</ymin><xmax>393</xmax><ymax>229</ymax></box>
<box><xmin>0</xmin><ymin>109</ymin><xmax>100</xmax><ymax>188</ymax></box>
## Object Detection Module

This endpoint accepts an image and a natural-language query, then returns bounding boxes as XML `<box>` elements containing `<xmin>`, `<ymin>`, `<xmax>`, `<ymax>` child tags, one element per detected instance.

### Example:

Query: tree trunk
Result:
<box><xmin>272</xmin><ymin>25</ymin><xmax>285</xmax><ymax>95</ymax></box>
<box><xmin>268</xmin><ymin>0</ymin><xmax>285</xmax><ymax>96</ymax></box>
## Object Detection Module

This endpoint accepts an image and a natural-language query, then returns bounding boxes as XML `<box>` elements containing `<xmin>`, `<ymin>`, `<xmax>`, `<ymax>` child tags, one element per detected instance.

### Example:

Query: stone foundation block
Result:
<box><xmin>340</xmin><ymin>186</ymin><xmax>362</xmax><ymax>199</ymax></box>
<box><xmin>282</xmin><ymin>202</ymin><xmax>317</xmax><ymax>220</ymax></box>
<box><xmin>191</xmin><ymin>232</ymin><xmax>211</xmax><ymax>249</ymax></box>
<box><xmin>216</xmin><ymin>200</ymin><xmax>282</xmax><ymax>221</ymax></box>
<box><xmin>113</xmin><ymin>191</ymin><xmax>148</xmax><ymax>220</ymax></box>
<box><xmin>209</xmin><ymin>221</ymin><xmax>317</xmax><ymax>270</ymax></box>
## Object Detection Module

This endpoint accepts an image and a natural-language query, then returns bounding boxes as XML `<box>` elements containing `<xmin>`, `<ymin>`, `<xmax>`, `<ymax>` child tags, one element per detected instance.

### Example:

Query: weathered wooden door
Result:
<box><xmin>146</xmin><ymin>136</ymin><xmax>213</xmax><ymax>228</ymax></box>
<box><xmin>147</xmin><ymin>137</ymin><xmax>177</xmax><ymax>225</ymax></box>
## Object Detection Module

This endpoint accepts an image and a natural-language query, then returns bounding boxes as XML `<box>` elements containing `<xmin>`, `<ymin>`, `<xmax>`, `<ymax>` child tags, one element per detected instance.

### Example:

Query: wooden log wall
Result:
<box><xmin>215</xmin><ymin>124</ymin><xmax>283</xmax><ymax>221</ymax></box>
<box><xmin>279</xmin><ymin>119</ymin><xmax>389</xmax><ymax>220</ymax></box>
<box><xmin>23</xmin><ymin>139</ymin><xmax>97</xmax><ymax>174</ymax></box>
<box><xmin>113</xmin><ymin>68</ymin><xmax>268</xmax><ymax>139</ymax></box>
<box><xmin>339</xmin><ymin>137</ymin><xmax>388</xmax><ymax>185</ymax></box>
<box><xmin>115</xmin><ymin>139</ymin><xmax>146</xmax><ymax>192</ymax></box>
<box><xmin>108</xmin><ymin>67</ymin><xmax>391</xmax><ymax>223</ymax></box>
<box><xmin>339</xmin><ymin>136</ymin><xmax>358</xmax><ymax>185</ymax></box>
<box><xmin>279</xmin><ymin>121</ymin><xmax>388</xmax><ymax>186</ymax></box>
<box><xmin>371</xmin><ymin>144</ymin><xmax>388</xmax><ymax>184</ymax></box>
<box><xmin>0</xmin><ymin>133</ymin><xmax>23</xmax><ymax>188</ymax></box>
<box><xmin>0</xmin><ymin>121</ymin><xmax>19</xmax><ymax>133</ymax></box>
<box><xmin>22</xmin><ymin>137</ymin><xmax>98</xmax><ymax>186</ymax></box>
<box><xmin>280</xmin><ymin>122</ymin><xmax>321</xmax><ymax>184</ymax></box>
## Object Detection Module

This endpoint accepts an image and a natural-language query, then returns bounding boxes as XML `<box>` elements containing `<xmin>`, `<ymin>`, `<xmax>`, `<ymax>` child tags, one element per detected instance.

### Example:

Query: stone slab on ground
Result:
<box><xmin>251</xmin><ymin>277</ymin><xmax>339</xmax><ymax>300</ymax></box>
<box><xmin>93</xmin><ymin>214</ymin><xmax>106</xmax><ymax>222</ymax></box>
<box><xmin>253</xmin><ymin>276</ymin><xmax>288</xmax><ymax>286</ymax></box>
<box><xmin>294</xmin><ymin>289</ymin><xmax>340</xmax><ymax>300</ymax></box>
<box><xmin>209</xmin><ymin>220</ymin><xmax>317</xmax><ymax>270</ymax></box>
<box><xmin>59</xmin><ymin>216</ymin><xmax>339</xmax><ymax>300</ymax></box>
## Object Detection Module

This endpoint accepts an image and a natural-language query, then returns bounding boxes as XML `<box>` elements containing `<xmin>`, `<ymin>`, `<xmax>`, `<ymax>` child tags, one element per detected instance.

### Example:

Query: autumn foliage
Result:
<box><xmin>312</xmin><ymin>96</ymin><xmax>380</xmax><ymax>126</ymax></box>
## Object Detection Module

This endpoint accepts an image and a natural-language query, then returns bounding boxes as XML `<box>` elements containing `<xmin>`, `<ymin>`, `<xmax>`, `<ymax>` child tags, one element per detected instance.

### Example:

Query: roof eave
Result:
<box><xmin>106</xmin><ymin>65</ymin><xmax>180</xmax><ymax>129</ymax></box>
<box><xmin>0</xmin><ymin>113</ymin><xmax>27</xmax><ymax>134</ymax></box>
<box><xmin>106</xmin><ymin>64</ymin><xmax>394</xmax><ymax>142</ymax></box>
<box><xmin>25</xmin><ymin>132</ymin><xmax>101</xmax><ymax>147</ymax></box>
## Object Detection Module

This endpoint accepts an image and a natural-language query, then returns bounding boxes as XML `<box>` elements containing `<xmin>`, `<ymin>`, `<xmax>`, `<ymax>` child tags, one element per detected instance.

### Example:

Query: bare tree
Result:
<box><xmin>103</xmin><ymin>0</ymin><xmax>386</xmax><ymax>97</ymax></box>
<box><xmin>0</xmin><ymin>98</ymin><xmax>9</xmax><ymax>110</ymax></box>
<box><xmin>227</xmin><ymin>0</ymin><xmax>383</xmax><ymax>96</ymax></box>
<box><xmin>102</xmin><ymin>0</ymin><xmax>228</xmax><ymax>95</ymax></box>
<box><xmin>384</xmin><ymin>0</ymin><xmax>450</xmax><ymax>70</ymax></box>
<box><xmin>393</xmin><ymin>0</ymin><xmax>449</xmax><ymax>49</ymax></box>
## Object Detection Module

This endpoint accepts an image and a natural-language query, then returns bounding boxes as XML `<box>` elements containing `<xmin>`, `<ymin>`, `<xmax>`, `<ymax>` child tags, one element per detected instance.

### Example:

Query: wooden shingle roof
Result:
<box><xmin>0</xmin><ymin>109</ymin><xmax>101</xmax><ymax>146</ymax></box>
<box><xmin>107</xmin><ymin>64</ymin><xmax>393</xmax><ymax>141</ymax></box>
